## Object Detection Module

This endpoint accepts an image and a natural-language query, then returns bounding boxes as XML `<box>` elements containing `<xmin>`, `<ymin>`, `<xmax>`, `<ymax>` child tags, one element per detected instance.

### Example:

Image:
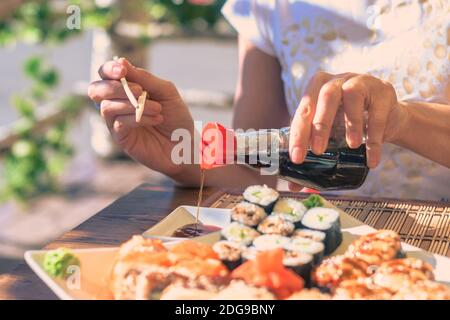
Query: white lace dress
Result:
<box><xmin>222</xmin><ymin>0</ymin><xmax>450</xmax><ymax>201</ymax></box>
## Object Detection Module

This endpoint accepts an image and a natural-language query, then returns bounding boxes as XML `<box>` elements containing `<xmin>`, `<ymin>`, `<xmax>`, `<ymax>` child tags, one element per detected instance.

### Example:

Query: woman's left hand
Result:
<box><xmin>289</xmin><ymin>72</ymin><xmax>408</xmax><ymax>170</ymax></box>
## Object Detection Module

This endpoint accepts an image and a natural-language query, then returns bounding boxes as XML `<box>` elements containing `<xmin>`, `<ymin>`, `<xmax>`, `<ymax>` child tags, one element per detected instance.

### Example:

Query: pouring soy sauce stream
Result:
<box><xmin>171</xmin><ymin>169</ymin><xmax>220</xmax><ymax>238</ymax></box>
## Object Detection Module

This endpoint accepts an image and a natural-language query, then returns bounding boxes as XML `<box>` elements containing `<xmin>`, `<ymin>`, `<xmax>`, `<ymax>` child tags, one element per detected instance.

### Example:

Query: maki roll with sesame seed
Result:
<box><xmin>221</xmin><ymin>222</ymin><xmax>260</xmax><ymax>246</ymax></box>
<box><xmin>257</xmin><ymin>215</ymin><xmax>295</xmax><ymax>236</ymax></box>
<box><xmin>301</xmin><ymin>207</ymin><xmax>342</xmax><ymax>255</ymax></box>
<box><xmin>283</xmin><ymin>250</ymin><xmax>314</xmax><ymax>286</ymax></box>
<box><xmin>230</xmin><ymin>201</ymin><xmax>266</xmax><ymax>227</ymax></box>
<box><xmin>286</xmin><ymin>237</ymin><xmax>325</xmax><ymax>265</ymax></box>
<box><xmin>243</xmin><ymin>185</ymin><xmax>279</xmax><ymax>214</ymax></box>
<box><xmin>272</xmin><ymin>198</ymin><xmax>307</xmax><ymax>227</ymax></box>
<box><xmin>212</xmin><ymin>240</ymin><xmax>244</xmax><ymax>270</ymax></box>
<box><xmin>292</xmin><ymin>229</ymin><xmax>326</xmax><ymax>244</ymax></box>
<box><xmin>253</xmin><ymin>234</ymin><xmax>291</xmax><ymax>252</ymax></box>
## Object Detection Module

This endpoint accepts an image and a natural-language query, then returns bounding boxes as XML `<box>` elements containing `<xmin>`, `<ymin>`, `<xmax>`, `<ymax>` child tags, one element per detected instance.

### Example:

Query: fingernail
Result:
<box><xmin>367</xmin><ymin>153</ymin><xmax>380</xmax><ymax>168</ymax></box>
<box><xmin>312</xmin><ymin>135</ymin><xmax>324</xmax><ymax>154</ymax></box>
<box><xmin>291</xmin><ymin>147</ymin><xmax>303</xmax><ymax>163</ymax></box>
<box><xmin>346</xmin><ymin>131</ymin><xmax>361</xmax><ymax>148</ymax></box>
<box><xmin>112</xmin><ymin>63</ymin><xmax>122</xmax><ymax>77</ymax></box>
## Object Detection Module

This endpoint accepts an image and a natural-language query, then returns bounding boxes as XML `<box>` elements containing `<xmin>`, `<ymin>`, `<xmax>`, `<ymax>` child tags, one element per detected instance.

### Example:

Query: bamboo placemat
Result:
<box><xmin>205</xmin><ymin>190</ymin><xmax>450</xmax><ymax>257</ymax></box>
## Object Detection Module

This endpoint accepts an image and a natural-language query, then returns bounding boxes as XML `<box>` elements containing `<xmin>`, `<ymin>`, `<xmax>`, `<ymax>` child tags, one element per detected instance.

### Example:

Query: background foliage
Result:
<box><xmin>0</xmin><ymin>0</ymin><xmax>227</xmax><ymax>203</ymax></box>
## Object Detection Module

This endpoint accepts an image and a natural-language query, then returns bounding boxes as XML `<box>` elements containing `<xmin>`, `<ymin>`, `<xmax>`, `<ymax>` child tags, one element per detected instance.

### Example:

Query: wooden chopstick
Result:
<box><xmin>113</xmin><ymin>56</ymin><xmax>146</xmax><ymax>123</ymax></box>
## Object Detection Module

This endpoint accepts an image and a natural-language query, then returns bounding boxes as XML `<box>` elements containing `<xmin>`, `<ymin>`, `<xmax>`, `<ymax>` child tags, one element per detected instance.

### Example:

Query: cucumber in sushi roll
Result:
<box><xmin>292</xmin><ymin>229</ymin><xmax>326</xmax><ymax>243</ymax></box>
<box><xmin>243</xmin><ymin>185</ymin><xmax>279</xmax><ymax>213</ymax></box>
<box><xmin>221</xmin><ymin>222</ymin><xmax>260</xmax><ymax>246</ymax></box>
<box><xmin>283</xmin><ymin>250</ymin><xmax>314</xmax><ymax>286</ymax></box>
<box><xmin>253</xmin><ymin>234</ymin><xmax>290</xmax><ymax>251</ymax></box>
<box><xmin>272</xmin><ymin>198</ymin><xmax>307</xmax><ymax>227</ymax></box>
<box><xmin>301</xmin><ymin>207</ymin><xmax>342</xmax><ymax>255</ymax></box>
<box><xmin>257</xmin><ymin>215</ymin><xmax>295</xmax><ymax>236</ymax></box>
<box><xmin>213</xmin><ymin>240</ymin><xmax>244</xmax><ymax>270</ymax></box>
<box><xmin>230</xmin><ymin>201</ymin><xmax>266</xmax><ymax>227</ymax></box>
<box><xmin>286</xmin><ymin>238</ymin><xmax>325</xmax><ymax>265</ymax></box>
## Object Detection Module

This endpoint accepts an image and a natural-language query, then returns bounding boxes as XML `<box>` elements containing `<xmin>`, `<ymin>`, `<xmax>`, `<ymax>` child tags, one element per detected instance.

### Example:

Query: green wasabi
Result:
<box><xmin>43</xmin><ymin>248</ymin><xmax>80</xmax><ymax>278</ymax></box>
<box><xmin>302</xmin><ymin>194</ymin><xmax>323</xmax><ymax>209</ymax></box>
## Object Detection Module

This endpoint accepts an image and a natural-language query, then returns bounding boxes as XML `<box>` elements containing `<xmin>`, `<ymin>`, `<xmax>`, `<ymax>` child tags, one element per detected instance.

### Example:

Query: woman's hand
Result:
<box><xmin>289</xmin><ymin>72</ymin><xmax>408</xmax><ymax>169</ymax></box>
<box><xmin>88</xmin><ymin>58</ymin><xmax>195</xmax><ymax>178</ymax></box>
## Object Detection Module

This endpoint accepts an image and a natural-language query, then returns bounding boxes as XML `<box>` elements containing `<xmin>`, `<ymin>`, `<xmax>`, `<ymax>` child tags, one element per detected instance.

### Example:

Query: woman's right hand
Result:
<box><xmin>88</xmin><ymin>58</ymin><xmax>195</xmax><ymax>178</ymax></box>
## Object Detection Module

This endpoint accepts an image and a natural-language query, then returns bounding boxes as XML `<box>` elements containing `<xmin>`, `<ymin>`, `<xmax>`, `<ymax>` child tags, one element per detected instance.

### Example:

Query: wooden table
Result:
<box><xmin>1</xmin><ymin>183</ymin><xmax>448</xmax><ymax>299</ymax></box>
<box><xmin>0</xmin><ymin>183</ymin><xmax>219</xmax><ymax>300</ymax></box>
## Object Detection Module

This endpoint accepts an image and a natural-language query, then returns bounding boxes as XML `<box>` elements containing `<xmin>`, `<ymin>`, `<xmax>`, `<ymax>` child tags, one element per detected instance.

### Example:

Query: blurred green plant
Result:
<box><xmin>0</xmin><ymin>0</ymin><xmax>228</xmax><ymax>203</ymax></box>
<box><xmin>0</xmin><ymin>1</ymin><xmax>117</xmax><ymax>46</ymax></box>
<box><xmin>148</xmin><ymin>0</ymin><xmax>226</xmax><ymax>30</ymax></box>
<box><xmin>0</xmin><ymin>56</ymin><xmax>81</xmax><ymax>203</ymax></box>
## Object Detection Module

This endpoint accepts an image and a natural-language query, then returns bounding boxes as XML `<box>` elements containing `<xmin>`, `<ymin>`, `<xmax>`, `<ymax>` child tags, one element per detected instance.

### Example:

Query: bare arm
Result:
<box><xmin>391</xmin><ymin>100</ymin><xmax>450</xmax><ymax>168</ymax></box>
<box><xmin>172</xmin><ymin>37</ymin><xmax>290</xmax><ymax>187</ymax></box>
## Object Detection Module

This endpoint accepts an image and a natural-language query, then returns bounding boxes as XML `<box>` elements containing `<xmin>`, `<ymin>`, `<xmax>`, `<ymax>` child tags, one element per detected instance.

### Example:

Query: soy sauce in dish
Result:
<box><xmin>172</xmin><ymin>223</ymin><xmax>221</xmax><ymax>238</ymax></box>
<box><xmin>172</xmin><ymin>170</ymin><xmax>220</xmax><ymax>238</ymax></box>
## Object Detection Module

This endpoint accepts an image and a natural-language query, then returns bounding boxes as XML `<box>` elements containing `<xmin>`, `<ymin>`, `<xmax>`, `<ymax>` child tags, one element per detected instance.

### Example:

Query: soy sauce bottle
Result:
<box><xmin>200</xmin><ymin>123</ymin><xmax>369</xmax><ymax>191</ymax></box>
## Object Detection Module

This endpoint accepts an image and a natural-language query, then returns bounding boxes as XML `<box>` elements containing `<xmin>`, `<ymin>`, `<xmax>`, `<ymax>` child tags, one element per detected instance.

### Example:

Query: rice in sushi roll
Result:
<box><xmin>253</xmin><ymin>234</ymin><xmax>290</xmax><ymax>251</ymax></box>
<box><xmin>230</xmin><ymin>201</ymin><xmax>266</xmax><ymax>227</ymax></box>
<box><xmin>292</xmin><ymin>229</ymin><xmax>326</xmax><ymax>243</ymax></box>
<box><xmin>257</xmin><ymin>215</ymin><xmax>295</xmax><ymax>236</ymax></box>
<box><xmin>213</xmin><ymin>240</ymin><xmax>244</xmax><ymax>270</ymax></box>
<box><xmin>286</xmin><ymin>237</ymin><xmax>325</xmax><ymax>265</ymax></box>
<box><xmin>283</xmin><ymin>250</ymin><xmax>314</xmax><ymax>286</ymax></box>
<box><xmin>241</xmin><ymin>246</ymin><xmax>260</xmax><ymax>262</ymax></box>
<box><xmin>243</xmin><ymin>185</ymin><xmax>279</xmax><ymax>213</ymax></box>
<box><xmin>272</xmin><ymin>198</ymin><xmax>307</xmax><ymax>227</ymax></box>
<box><xmin>301</xmin><ymin>207</ymin><xmax>342</xmax><ymax>255</ymax></box>
<box><xmin>221</xmin><ymin>222</ymin><xmax>260</xmax><ymax>246</ymax></box>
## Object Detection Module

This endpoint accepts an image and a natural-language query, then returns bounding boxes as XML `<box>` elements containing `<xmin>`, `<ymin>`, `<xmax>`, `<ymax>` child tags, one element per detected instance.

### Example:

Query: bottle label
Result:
<box><xmin>200</xmin><ymin>123</ymin><xmax>281</xmax><ymax>175</ymax></box>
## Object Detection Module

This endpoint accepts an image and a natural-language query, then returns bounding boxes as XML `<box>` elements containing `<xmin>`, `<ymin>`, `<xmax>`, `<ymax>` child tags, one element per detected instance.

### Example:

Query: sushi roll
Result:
<box><xmin>257</xmin><ymin>215</ymin><xmax>295</xmax><ymax>236</ymax></box>
<box><xmin>230</xmin><ymin>201</ymin><xmax>266</xmax><ymax>227</ymax></box>
<box><xmin>392</xmin><ymin>280</ymin><xmax>450</xmax><ymax>300</ymax></box>
<box><xmin>371</xmin><ymin>258</ymin><xmax>434</xmax><ymax>292</ymax></box>
<box><xmin>301</xmin><ymin>207</ymin><xmax>342</xmax><ymax>255</ymax></box>
<box><xmin>213</xmin><ymin>240</ymin><xmax>244</xmax><ymax>270</ymax></box>
<box><xmin>243</xmin><ymin>185</ymin><xmax>279</xmax><ymax>213</ymax></box>
<box><xmin>287</xmin><ymin>288</ymin><xmax>331</xmax><ymax>300</ymax></box>
<box><xmin>312</xmin><ymin>255</ymin><xmax>371</xmax><ymax>293</ymax></box>
<box><xmin>253</xmin><ymin>234</ymin><xmax>291</xmax><ymax>251</ymax></box>
<box><xmin>292</xmin><ymin>229</ymin><xmax>326</xmax><ymax>243</ymax></box>
<box><xmin>333</xmin><ymin>279</ymin><xmax>394</xmax><ymax>300</ymax></box>
<box><xmin>345</xmin><ymin>230</ymin><xmax>404</xmax><ymax>266</ymax></box>
<box><xmin>286</xmin><ymin>237</ymin><xmax>325</xmax><ymax>265</ymax></box>
<box><xmin>221</xmin><ymin>222</ymin><xmax>260</xmax><ymax>246</ymax></box>
<box><xmin>241</xmin><ymin>246</ymin><xmax>260</xmax><ymax>262</ymax></box>
<box><xmin>272</xmin><ymin>198</ymin><xmax>307</xmax><ymax>227</ymax></box>
<box><xmin>213</xmin><ymin>280</ymin><xmax>276</xmax><ymax>300</ymax></box>
<box><xmin>283</xmin><ymin>250</ymin><xmax>314</xmax><ymax>286</ymax></box>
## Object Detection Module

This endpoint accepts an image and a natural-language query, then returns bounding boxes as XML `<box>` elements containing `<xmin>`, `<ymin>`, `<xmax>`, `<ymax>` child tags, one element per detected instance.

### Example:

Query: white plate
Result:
<box><xmin>25</xmin><ymin>203</ymin><xmax>450</xmax><ymax>299</ymax></box>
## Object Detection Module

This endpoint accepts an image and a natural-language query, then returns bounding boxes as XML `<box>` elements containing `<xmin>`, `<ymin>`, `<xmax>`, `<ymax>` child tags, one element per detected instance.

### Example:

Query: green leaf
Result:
<box><xmin>11</xmin><ymin>95</ymin><xmax>35</xmax><ymax>119</ymax></box>
<box><xmin>23</xmin><ymin>56</ymin><xmax>42</xmax><ymax>78</ymax></box>
<box><xmin>303</xmin><ymin>194</ymin><xmax>323</xmax><ymax>209</ymax></box>
<box><xmin>39</xmin><ymin>70</ymin><xmax>59</xmax><ymax>87</ymax></box>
